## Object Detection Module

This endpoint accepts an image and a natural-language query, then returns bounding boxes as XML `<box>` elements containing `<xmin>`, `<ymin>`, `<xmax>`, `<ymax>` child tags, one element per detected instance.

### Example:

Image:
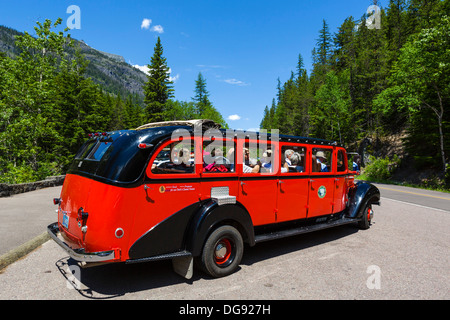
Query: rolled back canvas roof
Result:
<box><xmin>136</xmin><ymin>119</ymin><xmax>221</xmax><ymax>131</ymax></box>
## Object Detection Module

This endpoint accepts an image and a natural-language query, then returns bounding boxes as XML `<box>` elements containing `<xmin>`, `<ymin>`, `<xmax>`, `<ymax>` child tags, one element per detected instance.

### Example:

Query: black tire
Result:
<box><xmin>358</xmin><ymin>203</ymin><xmax>373</xmax><ymax>230</ymax></box>
<box><xmin>200</xmin><ymin>225</ymin><xmax>244</xmax><ymax>278</ymax></box>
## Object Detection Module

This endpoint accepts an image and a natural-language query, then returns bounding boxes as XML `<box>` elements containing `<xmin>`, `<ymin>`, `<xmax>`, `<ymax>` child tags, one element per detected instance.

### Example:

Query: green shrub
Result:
<box><xmin>363</xmin><ymin>155</ymin><xmax>400</xmax><ymax>181</ymax></box>
<box><xmin>0</xmin><ymin>163</ymin><xmax>35</xmax><ymax>184</ymax></box>
<box><xmin>0</xmin><ymin>162</ymin><xmax>59</xmax><ymax>184</ymax></box>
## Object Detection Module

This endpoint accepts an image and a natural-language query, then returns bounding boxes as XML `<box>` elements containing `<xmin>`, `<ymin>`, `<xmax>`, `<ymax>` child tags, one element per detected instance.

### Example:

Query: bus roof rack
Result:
<box><xmin>135</xmin><ymin>119</ymin><xmax>221</xmax><ymax>131</ymax></box>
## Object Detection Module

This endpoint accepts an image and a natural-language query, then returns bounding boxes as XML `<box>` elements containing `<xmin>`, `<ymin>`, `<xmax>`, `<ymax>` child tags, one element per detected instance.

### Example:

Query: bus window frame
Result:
<box><xmin>310</xmin><ymin>146</ymin><xmax>334</xmax><ymax>175</ymax></box>
<box><xmin>146</xmin><ymin>137</ymin><xmax>201</xmax><ymax>180</ymax></box>
<box><xmin>238</xmin><ymin>138</ymin><xmax>279</xmax><ymax>176</ymax></box>
<box><xmin>279</xmin><ymin>142</ymin><xmax>309</xmax><ymax>175</ymax></box>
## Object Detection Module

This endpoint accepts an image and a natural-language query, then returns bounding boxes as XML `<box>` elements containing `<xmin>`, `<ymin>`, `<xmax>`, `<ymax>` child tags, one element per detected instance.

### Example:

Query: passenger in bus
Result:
<box><xmin>260</xmin><ymin>150</ymin><xmax>272</xmax><ymax>173</ymax></box>
<box><xmin>203</xmin><ymin>147</ymin><xmax>230</xmax><ymax>172</ymax></box>
<box><xmin>243</xmin><ymin>148</ymin><xmax>260</xmax><ymax>173</ymax></box>
<box><xmin>281</xmin><ymin>152</ymin><xmax>303</xmax><ymax>173</ymax></box>
<box><xmin>291</xmin><ymin>152</ymin><xmax>304</xmax><ymax>172</ymax></box>
<box><xmin>315</xmin><ymin>151</ymin><xmax>329</xmax><ymax>172</ymax></box>
<box><xmin>212</xmin><ymin>147</ymin><xmax>229</xmax><ymax>165</ymax></box>
<box><xmin>352</xmin><ymin>154</ymin><xmax>361</xmax><ymax>172</ymax></box>
<box><xmin>284</xmin><ymin>149</ymin><xmax>294</xmax><ymax>166</ymax></box>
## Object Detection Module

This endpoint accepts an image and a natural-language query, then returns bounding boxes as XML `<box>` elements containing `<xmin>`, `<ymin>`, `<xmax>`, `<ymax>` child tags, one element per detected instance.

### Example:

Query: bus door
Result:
<box><xmin>237</xmin><ymin>139</ymin><xmax>278</xmax><ymax>226</ymax></box>
<box><xmin>308</xmin><ymin>147</ymin><xmax>335</xmax><ymax>218</ymax></box>
<box><xmin>276</xmin><ymin>144</ymin><xmax>309</xmax><ymax>223</ymax></box>
<box><xmin>199</xmin><ymin>136</ymin><xmax>239</xmax><ymax>202</ymax></box>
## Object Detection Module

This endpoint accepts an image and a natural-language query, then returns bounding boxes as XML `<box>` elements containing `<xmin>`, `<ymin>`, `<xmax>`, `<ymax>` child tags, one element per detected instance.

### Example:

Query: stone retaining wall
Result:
<box><xmin>0</xmin><ymin>175</ymin><xmax>65</xmax><ymax>197</ymax></box>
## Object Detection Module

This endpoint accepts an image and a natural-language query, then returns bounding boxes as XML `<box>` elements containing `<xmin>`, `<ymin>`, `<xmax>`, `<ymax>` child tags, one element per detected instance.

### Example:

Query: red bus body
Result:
<box><xmin>48</xmin><ymin>120</ymin><xmax>380</xmax><ymax>278</ymax></box>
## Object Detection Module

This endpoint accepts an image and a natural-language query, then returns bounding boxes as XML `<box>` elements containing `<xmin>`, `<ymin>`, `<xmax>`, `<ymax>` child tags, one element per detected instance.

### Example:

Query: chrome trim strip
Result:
<box><xmin>47</xmin><ymin>222</ymin><xmax>115</xmax><ymax>263</ymax></box>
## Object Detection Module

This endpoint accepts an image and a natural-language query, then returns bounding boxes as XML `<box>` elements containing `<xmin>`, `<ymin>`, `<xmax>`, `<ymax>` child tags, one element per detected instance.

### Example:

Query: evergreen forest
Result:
<box><xmin>260</xmin><ymin>0</ymin><xmax>449</xmax><ymax>186</ymax></box>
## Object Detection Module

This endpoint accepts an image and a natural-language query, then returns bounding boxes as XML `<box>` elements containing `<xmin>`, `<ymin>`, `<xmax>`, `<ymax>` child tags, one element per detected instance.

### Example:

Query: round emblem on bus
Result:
<box><xmin>159</xmin><ymin>186</ymin><xmax>166</xmax><ymax>193</ymax></box>
<box><xmin>318</xmin><ymin>186</ymin><xmax>327</xmax><ymax>198</ymax></box>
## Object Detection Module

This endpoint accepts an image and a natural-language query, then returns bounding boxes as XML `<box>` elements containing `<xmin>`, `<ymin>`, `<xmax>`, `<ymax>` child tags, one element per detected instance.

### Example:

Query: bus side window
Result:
<box><xmin>151</xmin><ymin>141</ymin><xmax>195</xmax><ymax>174</ymax></box>
<box><xmin>337</xmin><ymin>150</ymin><xmax>346</xmax><ymax>172</ymax></box>
<box><xmin>203</xmin><ymin>141</ymin><xmax>235</xmax><ymax>173</ymax></box>
<box><xmin>241</xmin><ymin>143</ymin><xmax>274</xmax><ymax>174</ymax></box>
<box><xmin>281</xmin><ymin>146</ymin><xmax>305</xmax><ymax>173</ymax></box>
<box><xmin>312</xmin><ymin>148</ymin><xmax>333</xmax><ymax>173</ymax></box>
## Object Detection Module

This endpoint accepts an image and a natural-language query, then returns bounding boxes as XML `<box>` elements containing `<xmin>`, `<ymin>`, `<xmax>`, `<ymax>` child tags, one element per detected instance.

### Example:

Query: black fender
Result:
<box><xmin>347</xmin><ymin>181</ymin><xmax>380</xmax><ymax>219</ymax></box>
<box><xmin>186</xmin><ymin>200</ymin><xmax>255</xmax><ymax>257</ymax></box>
<box><xmin>128</xmin><ymin>201</ymin><xmax>202</xmax><ymax>260</ymax></box>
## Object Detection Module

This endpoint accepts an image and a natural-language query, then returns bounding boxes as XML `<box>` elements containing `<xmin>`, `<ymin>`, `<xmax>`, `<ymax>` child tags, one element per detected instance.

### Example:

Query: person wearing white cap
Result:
<box><xmin>315</xmin><ymin>151</ymin><xmax>329</xmax><ymax>172</ymax></box>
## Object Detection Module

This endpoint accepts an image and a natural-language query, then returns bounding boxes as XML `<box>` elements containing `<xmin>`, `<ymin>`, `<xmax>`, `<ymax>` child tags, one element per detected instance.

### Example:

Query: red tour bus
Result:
<box><xmin>48</xmin><ymin>120</ymin><xmax>380</xmax><ymax>278</ymax></box>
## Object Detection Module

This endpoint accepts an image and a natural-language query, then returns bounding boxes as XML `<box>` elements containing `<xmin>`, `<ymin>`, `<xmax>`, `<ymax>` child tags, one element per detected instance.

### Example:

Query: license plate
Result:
<box><xmin>62</xmin><ymin>213</ymin><xmax>69</xmax><ymax>229</ymax></box>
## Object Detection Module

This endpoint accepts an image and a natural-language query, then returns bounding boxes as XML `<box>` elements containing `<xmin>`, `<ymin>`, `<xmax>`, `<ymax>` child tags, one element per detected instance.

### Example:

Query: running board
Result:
<box><xmin>254</xmin><ymin>217</ymin><xmax>358</xmax><ymax>244</ymax></box>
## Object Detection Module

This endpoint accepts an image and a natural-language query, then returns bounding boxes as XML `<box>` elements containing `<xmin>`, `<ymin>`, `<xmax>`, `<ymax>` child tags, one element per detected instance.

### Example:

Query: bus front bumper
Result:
<box><xmin>47</xmin><ymin>222</ymin><xmax>116</xmax><ymax>263</ymax></box>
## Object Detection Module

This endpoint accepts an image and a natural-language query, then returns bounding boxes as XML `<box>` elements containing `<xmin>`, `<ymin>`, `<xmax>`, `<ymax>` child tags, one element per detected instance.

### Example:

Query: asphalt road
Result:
<box><xmin>0</xmin><ymin>186</ymin><xmax>62</xmax><ymax>256</ymax></box>
<box><xmin>0</xmin><ymin>182</ymin><xmax>448</xmax><ymax>300</ymax></box>
<box><xmin>373</xmin><ymin>182</ymin><xmax>450</xmax><ymax>212</ymax></box>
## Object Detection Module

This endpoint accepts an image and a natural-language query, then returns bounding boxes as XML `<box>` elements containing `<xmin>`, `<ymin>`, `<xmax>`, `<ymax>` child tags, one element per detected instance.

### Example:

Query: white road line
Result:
<box><xmin>381</xmin><ymin>197</ymin><xmax>450</xmax><ymax>213</ymax></box>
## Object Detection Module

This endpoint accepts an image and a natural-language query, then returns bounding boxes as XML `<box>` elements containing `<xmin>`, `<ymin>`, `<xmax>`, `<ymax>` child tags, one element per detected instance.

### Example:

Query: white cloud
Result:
<box><xmin>133</xmin><ymin>64</ymin><xmax>149</xmax><ymax>75</ymax></box>
<box><xmin>141</xmin><ymin>18</ymin><xmax>151</xmax><ymax>30</ymax></box>
<box><xmin>133</xmin><ymin>65</ymin><xmax>179</xmax><ymax>83</ymax></box>
<box><xmin>224</xmin><ymin>78</ymin><xmax>249</xmax><ymax>86</ymax></box>
<box><xmin>141</xmin><ymin>19</ymin><xmax>164</xmax><ymax>33</ymax></box>
<box><xmin>169</xmin><ymin>74</ymin><xmax>180</xmax><ymax>82</ymax></box>
<box><xmin>151</xmin><ymin>25</ymin><xmax>164</xmax><ymax>33</ymax></box>
<box><xmin>228</xmin><ymin>114</ymin><xmax>241</xmax><ymax>121</ymax></box>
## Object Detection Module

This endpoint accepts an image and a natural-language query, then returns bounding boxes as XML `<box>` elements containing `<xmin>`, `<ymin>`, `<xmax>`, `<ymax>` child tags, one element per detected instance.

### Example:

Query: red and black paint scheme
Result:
<box><xmin>48</xmin><ymin>120</ymin><xmax>380</xmax><ymax>278</ymax></box>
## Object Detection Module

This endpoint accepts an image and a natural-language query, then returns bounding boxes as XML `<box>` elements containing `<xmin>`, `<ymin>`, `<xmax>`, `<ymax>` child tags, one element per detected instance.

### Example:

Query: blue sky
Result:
<box><xmin>1</xmin><ymin>0</ymin><xmax>376</xmax><ymax>131</ymax></box>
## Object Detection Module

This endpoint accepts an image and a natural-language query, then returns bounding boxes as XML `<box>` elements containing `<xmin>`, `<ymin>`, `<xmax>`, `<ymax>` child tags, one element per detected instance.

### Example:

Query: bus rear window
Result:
<box><xmin>75</xmin><ymin>141</ymin><xmax>97</xmax><ymax>160</ymax></box>
<box><xmin>75</xmin><ymin>141</ymin><xmax>112</xmax><ymax>161</ymax></box>
<box><xmin>86</xmin><ymin>142</ymin><xmax>112</xmax><ymax>161</ymax></box>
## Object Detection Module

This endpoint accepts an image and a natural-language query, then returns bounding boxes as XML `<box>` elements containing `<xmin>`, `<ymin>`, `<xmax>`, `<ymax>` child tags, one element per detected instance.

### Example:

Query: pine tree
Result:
<box><xmin>310</xmin><ymin>20</ymin><xmax>334</xmax><ymax>94</ymax></box>
<box><xmin>316</xmin><ymin>19</ymin><xmax>333</xmax><ymax>66</ymax></box>
<box><xmin>192</xmin><ymin>72</ymin><xmax>211</xmax><ymax>115</ymax></box>
<box><xmin>260</xmin><ymin>105</ymin><xmax>270</xmax><ymax>130</ymax></box>
<box><xmin>143</xmin><ymin>37</ymin><xmax>174</xmax><ymax>123</ymax></box>
<box><xmin>123</xmin><ymin>95</ymin><xmax>144</xmax><ymax>129</ymax></box>
<box><xmin>333</xmin><ymin>17</ymin><xmax>356</xmax><ymax>72</ymax></box>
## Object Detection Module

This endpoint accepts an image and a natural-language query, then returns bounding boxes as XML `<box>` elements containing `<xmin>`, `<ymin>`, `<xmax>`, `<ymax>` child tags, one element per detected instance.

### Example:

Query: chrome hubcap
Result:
<box><xmin>215</xmin><ymin>243</ymin><xmax>227</xmax><ymax>259</ymax></box>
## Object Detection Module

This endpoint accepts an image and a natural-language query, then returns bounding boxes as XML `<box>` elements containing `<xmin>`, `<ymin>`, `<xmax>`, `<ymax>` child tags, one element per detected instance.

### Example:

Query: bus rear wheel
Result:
<box><xmin>200</xmin><ymin>225</ymin><xmax>243</xmax><ymax>278</ymax></box>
